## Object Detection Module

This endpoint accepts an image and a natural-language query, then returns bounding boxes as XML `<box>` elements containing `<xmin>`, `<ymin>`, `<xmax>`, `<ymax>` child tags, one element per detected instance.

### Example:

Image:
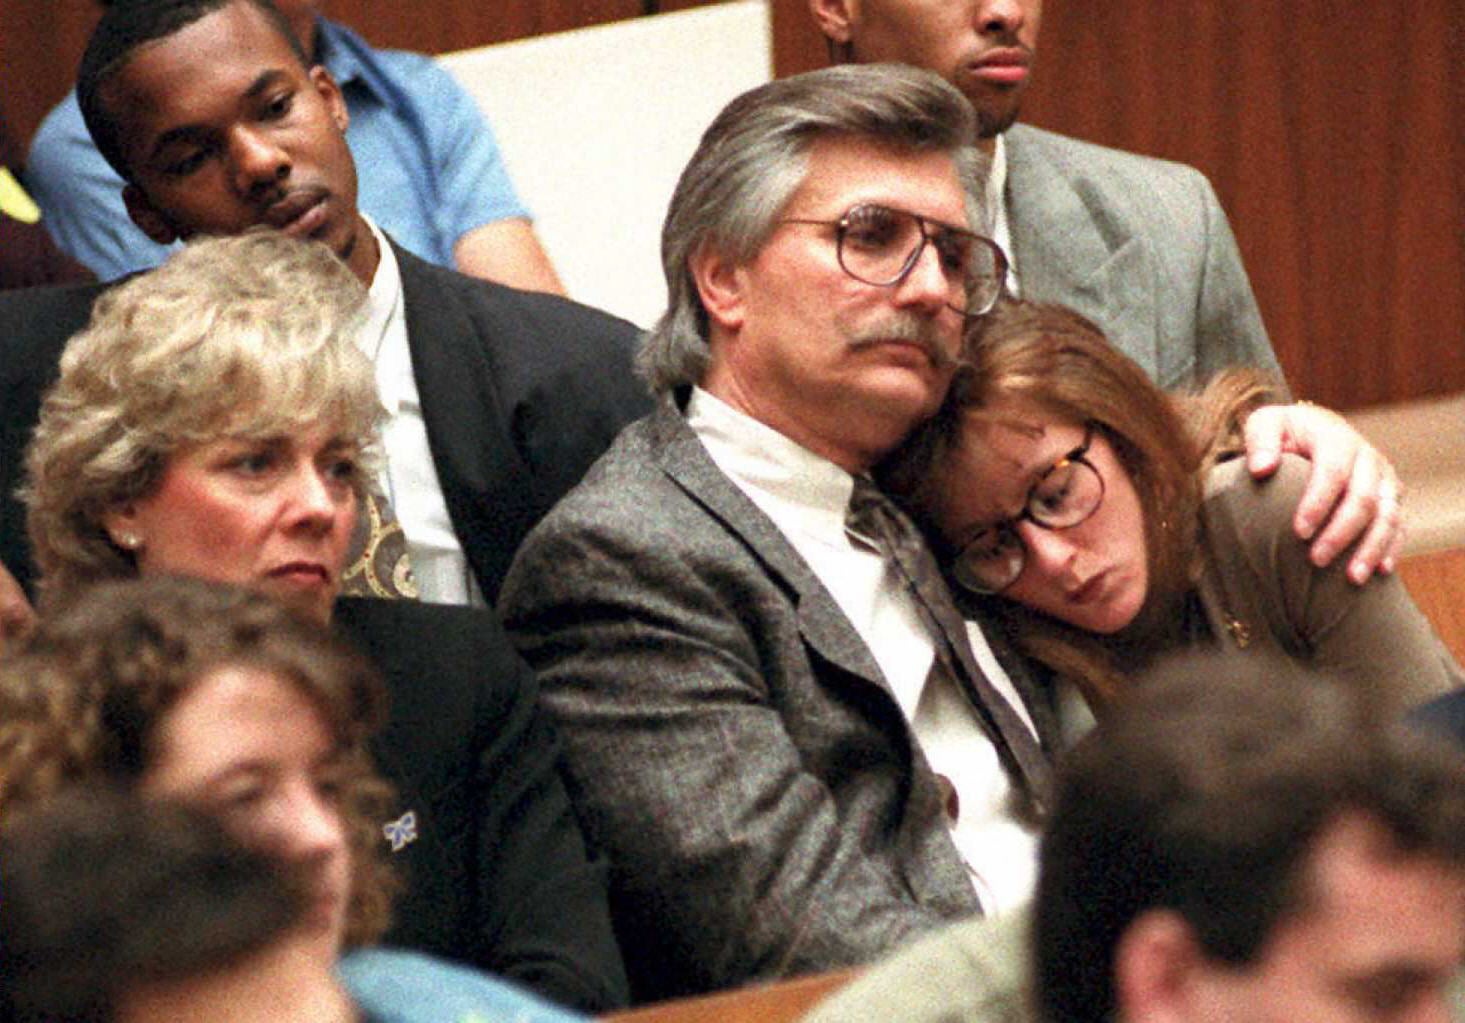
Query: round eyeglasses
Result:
<box><xmin>950</xmin><ymin>424</ymin><xmax>1107</xmax><ymax>595</ymax></box>
<box><xmin>781</xmin><ymin>203</ymin><xmax>1009</xmax><ymax>317</ymax></box>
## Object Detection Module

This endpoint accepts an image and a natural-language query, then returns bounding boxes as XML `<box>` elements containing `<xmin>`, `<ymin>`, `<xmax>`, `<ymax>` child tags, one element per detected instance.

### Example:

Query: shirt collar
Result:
<box><xmin>686</xmin><ymin>386</ymin><xmax>858</xmax><ymax>535</ymax></box>
<box><xmin>362</xmin><ymin>216</ymin><xmax>401</xmax><ymax>326</ymax></box>
<box><xmin>989</xmin><ymin>134</ymin><xmax>1018</xmax><ymax>292</ymax></box>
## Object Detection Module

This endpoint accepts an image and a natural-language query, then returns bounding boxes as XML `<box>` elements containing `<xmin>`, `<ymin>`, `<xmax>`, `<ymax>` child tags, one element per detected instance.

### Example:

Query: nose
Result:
<box><xmin>1014</xmin><ymin>519</ymin><xmax>1077</xmax><ymax>577</ymax></box>
<box><xmin>894</xmin><ymin>239</ymin><xmax>956</xmax><ymax>315</ymax></box>
<box><xmin>285</xmin><ymin>465</ymin><xmax>349</xmax><ymax>535</ymax></box>
<box><xmin>228</xmin><ymin>125</ymin><xmax>291</xmax><ymax>198</ymax></box>
<box><xmin>976</xmin><ymin>0</ymin><xmax>1026</xmax><ymax>35</ymax></box>
<box><xmin>274</xmin><ymin>781</ymin><xmax>349</xmax><ymax>869</ymax></box>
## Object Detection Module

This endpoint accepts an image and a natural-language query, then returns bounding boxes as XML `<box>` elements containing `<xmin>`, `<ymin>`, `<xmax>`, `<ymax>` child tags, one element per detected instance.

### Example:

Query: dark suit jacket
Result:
<box><xmin>500</xmin><ymin>400</ymin><xmax>1057</xmax><ymax>1001</ymax></box>
<box><xmin>333</xmin><ymin>597</ymin><xmax>627</xmax><ymax>1011</ymax></box>
<box><xmin>0</xmin><ymin>239</ymin><xmax>651</xmax><ymax>602</ymax></box>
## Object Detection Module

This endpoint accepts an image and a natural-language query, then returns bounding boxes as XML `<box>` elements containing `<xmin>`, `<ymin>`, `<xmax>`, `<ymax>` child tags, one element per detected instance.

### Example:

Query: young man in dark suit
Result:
<box><xmin>0</xmin><ymin>0</ymin><xmax>649</xmax><ymax>623</ymax></box>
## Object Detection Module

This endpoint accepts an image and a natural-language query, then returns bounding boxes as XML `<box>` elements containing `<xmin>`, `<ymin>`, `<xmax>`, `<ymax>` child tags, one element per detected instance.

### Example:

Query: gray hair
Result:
<box><xmin>23</xmin><ymin>230</ymin><xmax>383</xmax><ymax>602</ymax></box>
<box><xmin>637</xmin><ymin>63</ymin><xmax>990</xmax><ymax>395</ymax></box>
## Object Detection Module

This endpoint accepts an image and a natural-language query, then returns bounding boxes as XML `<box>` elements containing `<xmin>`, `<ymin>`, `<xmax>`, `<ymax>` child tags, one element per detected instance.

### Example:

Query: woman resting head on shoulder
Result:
<box><xmin>23</xmin><ymin>228</ymin><xmax>382</xmax><ymax>623</ymax></box>
<box><xmin>879</xmin><ymin>299</ymin><xmax>1462</xmax><ymax>713</ymax></box>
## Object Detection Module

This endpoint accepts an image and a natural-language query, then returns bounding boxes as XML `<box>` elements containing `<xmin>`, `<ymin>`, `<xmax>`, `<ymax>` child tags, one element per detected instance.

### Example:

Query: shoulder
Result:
<box><xmin>1008</xmin><ymin>124</ymin><xmax>1213</xmax><ymax>192</ymax></box>
<box><xmin>339</xmin><ymin>947</ymin><xmax>588</xmax><ymax>1023</ymax></box>
<box><xmin>502</xmin><ymin>409</ymin><xmax>756</xmax><ymax>611</ymax></box>
<box><xmin>513</xmin><ymin>412</ymin><xmax>684</xmax><ymax>547</ymax></box>
<box><xmin>395</xmin><ymin>243</ymin><xmax>636</xmax><ymax>339</ymax></box>
<box><xmin>26</xmin><ymin>91</ymin><xmax>89</xmax><ymax>163</ymax></box>
<box><xmin>1202</xmin><ymin>453</ymin><xmax>1308</xmax><ymax>525</ymax></box>
<box><xmin>333</xmin><ymin>597</ymin><xmax>530</xmax><ymax>687</ymax></box>
<box><xmin>0</xmin><ymin>281</ymin><xmax>109</xmax><ymax>387</ymax></box>
<box><xmin>318</xmin><ymin>19</ymin><xmax>477</xmax><ymax>113</ymax></box>
<box><xmin>1199</xmin><ymin>454</ymin><xmax>1312</xmax><ymax>591</ymax></box>
<box><xmin>805</xmin><ymin>912</ymin><xmax>1031</xmax><ymax>1023</ymax></box>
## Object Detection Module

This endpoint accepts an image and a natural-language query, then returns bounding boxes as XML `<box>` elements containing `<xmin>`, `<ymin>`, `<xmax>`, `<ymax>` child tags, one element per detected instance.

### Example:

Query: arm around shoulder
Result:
<box><xmin>1203</xmin><ymin>456</ymin><xmax>1463</xmax><ymax>711</ymax></box>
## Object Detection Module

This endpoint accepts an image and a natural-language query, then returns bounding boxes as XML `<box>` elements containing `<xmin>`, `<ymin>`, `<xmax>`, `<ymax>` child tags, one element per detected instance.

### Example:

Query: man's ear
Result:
<box><xmin>808</xmin><ymin>0</ymin><xmax>858</xmax><ymax>46</ymax></box>
<box><xmin>310</xmin><ymin>65</ymin><xmax>350</xmax><ymax>134</ymax></box>
<box><xmin>123</xmin><ymin>184</ymin><xmax>180</xmax><ymax>245</ymax></box>
<box><xmin>1111</xmin><ymin>910</ymin><xmax>1211</xmax><ymax>1022</ymax></box>
<box><xmin>688</xmin><ymin>242</ymin><xmax>748</xmax><ymax>335</ymax></box>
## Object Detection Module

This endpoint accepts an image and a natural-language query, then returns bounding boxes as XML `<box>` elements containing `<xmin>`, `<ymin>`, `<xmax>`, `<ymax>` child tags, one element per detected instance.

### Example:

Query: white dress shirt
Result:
<box><xmin>358</xmin><ymin>219</ymin><xmax>484</xmax><ymax>607</ymax></box>
<box><xmin>687</xmin><ymin>388</ymin><xmax>1039</xmax><ymax>913</ymax></box>
<box><xmin>990</xmin><ymin>133</ymin><xmax>1020</xmax><ymax>297</ymax></box>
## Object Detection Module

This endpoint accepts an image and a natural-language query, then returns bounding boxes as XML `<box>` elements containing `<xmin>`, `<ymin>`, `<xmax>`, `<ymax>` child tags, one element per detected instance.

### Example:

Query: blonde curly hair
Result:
<box><xmin>23</xmin><ymin>230</ymin><xmax>383</xmax><ymax>604</ymax></box>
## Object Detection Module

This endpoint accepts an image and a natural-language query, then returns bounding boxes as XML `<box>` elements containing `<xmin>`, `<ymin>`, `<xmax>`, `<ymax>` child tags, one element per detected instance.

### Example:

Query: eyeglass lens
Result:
<box><xmin>837</xmin><ymin>205</ymin><xmax>1003</xmax><ymax>315</ymax></box>
<box><xmin>953</xmin><ymin>457</ymin><xmax>1105</xmax><ymax>593</ymax></box>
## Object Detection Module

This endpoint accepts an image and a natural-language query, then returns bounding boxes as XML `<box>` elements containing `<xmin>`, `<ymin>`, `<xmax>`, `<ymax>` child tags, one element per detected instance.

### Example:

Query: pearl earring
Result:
<box><xmin>117</xmin><ymin>532</ymin><xmax>141</xmax><ymax>550</ymax></box>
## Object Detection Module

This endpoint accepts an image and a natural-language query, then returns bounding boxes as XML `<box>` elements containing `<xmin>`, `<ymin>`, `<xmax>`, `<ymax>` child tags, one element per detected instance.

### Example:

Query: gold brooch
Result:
<box><xmin>1223</xmin><ymin>613</ymin><xmax>1252</xmax><ymax>648</ymax></box>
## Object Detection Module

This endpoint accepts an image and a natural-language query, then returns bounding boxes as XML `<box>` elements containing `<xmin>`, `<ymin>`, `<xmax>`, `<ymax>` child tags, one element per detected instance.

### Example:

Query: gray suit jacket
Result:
<box><xmin>500</xmin><ymin>400</ymin><xmax>1053</xmax><ymax>1000</ymax></box>
<box><xmin>1006</xmin><ymin>124</ymin><xmax>1283</xmax><ymax>391</ymax></box>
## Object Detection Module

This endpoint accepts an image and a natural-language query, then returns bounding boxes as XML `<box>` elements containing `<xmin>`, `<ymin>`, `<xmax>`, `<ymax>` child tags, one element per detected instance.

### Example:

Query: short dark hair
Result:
<box><xmin>1032</xmin><ymin>663</ymin><xmax>1465</xmax><ymax>1023</ymax></box>
<box><xmin>77</xmin><ymin>0</ymin><xmax>309</xmax><ymax>180</ymax></box>
<box><xmin>0</xmin><ymin>788</ymin><xmax>305</xmax><ymax>1023</ymax></box>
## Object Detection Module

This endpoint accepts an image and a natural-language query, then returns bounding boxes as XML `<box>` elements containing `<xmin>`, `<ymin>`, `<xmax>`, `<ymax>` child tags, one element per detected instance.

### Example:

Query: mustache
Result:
<box><xmin>848</xmin><ymin>314</ymin><xmax>960</xmax><ymax>371</ymax></box>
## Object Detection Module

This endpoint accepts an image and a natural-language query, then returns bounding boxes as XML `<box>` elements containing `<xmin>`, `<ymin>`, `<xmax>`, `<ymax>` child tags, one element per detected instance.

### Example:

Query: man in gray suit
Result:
<box><xmin>502</xmin><ymin>65</ymin><xmax>1038</xmax><ymax>1000</ymax></box>
<box><xmin>807</xmin><ymin>0</ymin><xmax>1405</xmax><ymax>585</ymax></box>
<box><xmin>499</xmin><ymin>63</ymin><xmax>1399</xmax><ymax>1002</ymax></box>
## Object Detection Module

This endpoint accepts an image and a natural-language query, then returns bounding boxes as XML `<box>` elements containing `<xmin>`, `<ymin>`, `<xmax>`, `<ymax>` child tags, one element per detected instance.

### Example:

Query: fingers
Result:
<box><xmin>1304</xmin><ymin>445</ymin><xmax>1405</xmax><ymax>583</ymax></box>
<box><xmin>1242</xmin><ymin>405</ymin><xmax>1285</xmax><ymax>479</ymax></box>
<box><xmin>1346</xmin><ymin>468</ymin><xmax>1406</xmax><ymax>582</ymax></box>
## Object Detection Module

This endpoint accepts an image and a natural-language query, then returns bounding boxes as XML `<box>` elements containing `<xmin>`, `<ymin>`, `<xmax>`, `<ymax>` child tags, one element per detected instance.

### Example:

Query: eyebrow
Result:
<box><xmin>145</xmin><ymin>69</ymin><xmax>293</xmax><ymax>164</ymax></box>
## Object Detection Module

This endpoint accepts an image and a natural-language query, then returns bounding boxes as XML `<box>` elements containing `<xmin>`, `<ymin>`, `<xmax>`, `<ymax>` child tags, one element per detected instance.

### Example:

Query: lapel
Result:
<box><xmin>392</xmin><ymin>240</ymin><xmax>519</xmax><ymax>596</ymax></box>
<box><xmin>646</xmin><ymin>401</ymin><xmax>894</xmax><ymax>698</ymax></box>
<box><xmin>1004</xmin><ymin>125</ymin><xmax>1159</xmax><ymax>374</ymax></box>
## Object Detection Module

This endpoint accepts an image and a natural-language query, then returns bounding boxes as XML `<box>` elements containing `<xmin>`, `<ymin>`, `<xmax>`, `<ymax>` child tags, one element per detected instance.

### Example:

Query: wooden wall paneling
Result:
<box><xmin>770</xmin><ymin>0</ymin><xmax>824</xmax><ymax>77</ymax></box>
<box><xmin>1</xmin><ymin>2</ymin><xmax>102</xmax><ymax>153</ymax></box>
<box><xmin>1398</xmin><ymin>548</ymin><xmax>1465</xmax><ymax>671</ymax></box>
<box><xmin>770</xmin><ymin>0</ymin><xmax>1465</xmax><ymax>411</ymax></box>
<box><xmin>1</xmin><ymin>0</ymin><xmax>715</xmax><ymax>152</ymax></box>
<box><xmin>319</xmin><ymin>0</ymin><xmax>646</xmax><ymax>54</ymax></box>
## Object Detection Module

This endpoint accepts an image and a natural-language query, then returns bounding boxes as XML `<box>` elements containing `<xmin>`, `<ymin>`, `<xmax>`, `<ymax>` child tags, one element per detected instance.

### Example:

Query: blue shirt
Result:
<box><xmin>25</xmin><ymin>17</ymin><xmax>529</xmax><ymax>279</ymax></box>
<box><xmin>340</xmin><ymin>948</ymin><xmax>588</xmax><ymax>1023</ymax></box>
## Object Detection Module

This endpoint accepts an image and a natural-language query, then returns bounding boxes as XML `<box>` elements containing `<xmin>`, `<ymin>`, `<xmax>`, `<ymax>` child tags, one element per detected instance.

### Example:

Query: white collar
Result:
<box><xmin>686</xmin><ymin>386</ymin><xmax>858</xmax><ymax>540</ymax></box>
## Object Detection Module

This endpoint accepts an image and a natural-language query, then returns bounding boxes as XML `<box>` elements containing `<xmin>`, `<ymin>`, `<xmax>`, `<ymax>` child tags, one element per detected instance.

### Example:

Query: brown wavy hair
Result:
<box><xmin>879</xmin><ymin>299</ymin><xmax>1278</xmax><ymax>706</ymax></box>
<box><xmin>0</xmin><ymin>576</ymin><xmax>397</xmax><ymax>946</ymax></box>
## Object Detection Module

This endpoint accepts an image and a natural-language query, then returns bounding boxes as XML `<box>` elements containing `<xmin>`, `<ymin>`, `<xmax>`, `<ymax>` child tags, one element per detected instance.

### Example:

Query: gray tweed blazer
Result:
<box><xmin>500</xmin><ymin>400</ymin><xmax>1059</xmax><ymax>1000</ymax></box>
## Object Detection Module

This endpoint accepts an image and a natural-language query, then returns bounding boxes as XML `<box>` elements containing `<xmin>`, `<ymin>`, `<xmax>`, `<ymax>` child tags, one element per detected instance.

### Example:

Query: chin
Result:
<box><xmin>261</xmin><ymin>581</ymin><xmax>336</xmax><ymax>624</ymax></box>
<box><xmin>1091</xmin><ymin>587</ymin><xmax>1147</xmax><ymax>634</ymax></box>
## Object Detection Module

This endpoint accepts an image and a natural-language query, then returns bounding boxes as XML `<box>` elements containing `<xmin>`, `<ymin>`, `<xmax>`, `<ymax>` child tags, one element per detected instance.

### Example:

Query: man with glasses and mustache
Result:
<box><xmin>498</xmin><ymin>64</ymin><xmax>1404</xmax><ymax>1001</ymax></box>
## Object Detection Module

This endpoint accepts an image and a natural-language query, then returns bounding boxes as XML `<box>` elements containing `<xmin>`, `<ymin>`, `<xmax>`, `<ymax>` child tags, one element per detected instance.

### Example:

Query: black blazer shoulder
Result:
<box><xmin>393</xmin><ymin>243</ymin><xmax>653</xmax><ymax>603</ymax></box>
<box><xmin>0</xmin><ymin>281</ymin><xmax>108</xmax><ymax>596</ymax></box>
<box><xmin>332</xmin><ymin>596</ymin><xmax>628</xmax><ymax>1011</ymax></box>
